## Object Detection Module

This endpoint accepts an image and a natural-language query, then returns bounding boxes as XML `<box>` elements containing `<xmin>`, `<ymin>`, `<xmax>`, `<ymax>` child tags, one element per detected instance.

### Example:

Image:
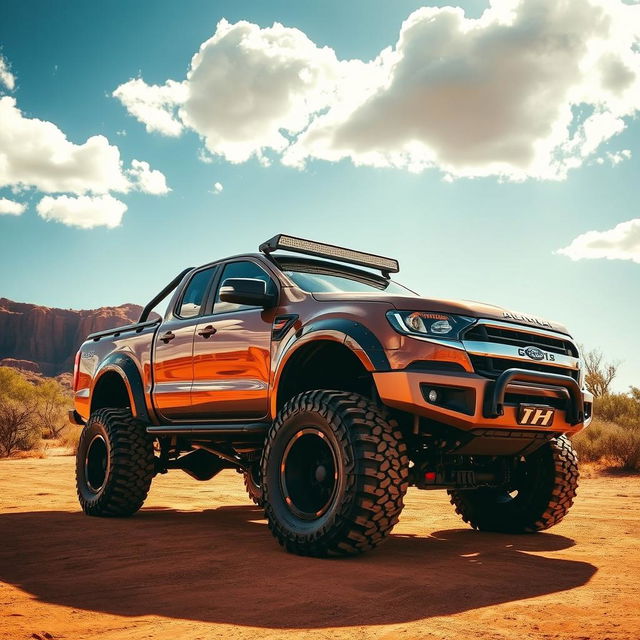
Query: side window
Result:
<box><xmin>177</xmin><ymin>267</ymin><xmax>216</xmax><ymax>318</ymax></box>
<box><xmin>213</xmin><ymin>261</ymin><xmax>276</xmax><ymax>315</ymax></box>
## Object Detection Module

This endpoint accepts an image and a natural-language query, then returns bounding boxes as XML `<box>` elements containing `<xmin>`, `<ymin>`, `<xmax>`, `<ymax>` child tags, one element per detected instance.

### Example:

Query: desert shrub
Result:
<box><xmin>0</xmin><ymin>368</ymin><xmax>42</xmax><ymax>456</ymax></box>
<box><xmin>0</xmin><ymin>367</ymin><xmax>72</xmax><ymax>456</ymax></box>
<box><xmin>35</xmin><ymin>378</ymin><xmax>72</xmax><ymax>438</ymax></box>
<box><xmin>594</xmin><ymin>392</ymin><xmax>640</xmax><ymax>424</ymax></box>
<box><xmin>575</xmin><ymin>388</ymin><xmax>640</xmax><ymax>471</ymax></box>
<box><xmin>59</xmin><ymin>423</ymin><xmax>81</xmax><ymax>454</ymax></box>
<box><xmin>0</xmin><ymin>403</ymin><xmax>41</xmax><ymax>456</ymax></box>
<box><xmin>574</xmin><ymin>418</ymin><xmax>640</xmax><ymax>471</ymax></box>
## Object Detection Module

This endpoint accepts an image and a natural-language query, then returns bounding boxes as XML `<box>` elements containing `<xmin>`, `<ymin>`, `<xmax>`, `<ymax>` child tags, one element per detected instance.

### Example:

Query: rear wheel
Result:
<box><xmin>76</xmin><ymin>408</ymin><xmax>155</xmax><ymax>517</ymax></box>
<box><xmin>262</xmin><ymin>390</ymin><xmax>409</xmax><ymax>557</ymax></box>
<box><xmin>448</xmin><ymin>435</ymin><xmax>579</xmax><ymax>533</ymax></box>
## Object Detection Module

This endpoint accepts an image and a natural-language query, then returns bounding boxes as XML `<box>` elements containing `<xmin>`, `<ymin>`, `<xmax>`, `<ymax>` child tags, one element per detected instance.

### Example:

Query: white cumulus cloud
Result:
<box><xmin>0</xmin><ymin>96</ymin><xmax>130</xmax><ymax>194</ymax></box>
<box><xmin>115</xmin><ymin>1</ymin><xmax>640</xmax><ymax>181</ymax></box>
<box><xmin>0</xmin><ymin>55</ymin><xmax>15</xmax><ymax>91</ymax></box>
<box><xmin>287</xmin><ymin>0</ymin><xmax>640</xmax><ymax>179</ymax></box>
<box><xmin>36</xmin><ymin>194</ymin><xmax>128</xmax><ymax>229</ymax></box>
<box><xmin>557</xmin><ymin>218</ymin><xmax>640</xmax><ymax>264</ymax></box>
<box><xmin>0</xmin><ymin>87</ymin><xmax>170</xmax><ymax>228</ymax></box>
<box><xmin>113</xmin><ymin>78</ymin><xmax>186</xmax><ymax>136</ymax></box>
<box><xmin>0</xmin><ymin>96</ymin><xmax>170</xmax><ymax>195</ymax></box>
<box><xmin>127</xmin><ymin>159</ymin><xmax>171</xmax><ymax>194</ymax></box>
<box><xmin>212</xmin><ymin>181</ymin><xmax>223</xmax><ymax>194</ymax></box>
<box><xmin>0</xmin><ymin>197</ymin><xmax>25</xmax><ymax>215</ymax></box>
<box><xmin>114</xmin><ymin>19</ymin><xmax>348</xmax><ymax>163</ymax></box>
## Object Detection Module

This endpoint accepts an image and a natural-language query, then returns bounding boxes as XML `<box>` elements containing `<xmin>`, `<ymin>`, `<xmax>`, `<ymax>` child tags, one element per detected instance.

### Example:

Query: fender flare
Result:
<box><xmin>91</xmin><ymin>352</ymin><xmax>150</xmax><ymax>422</ymax></box>
<box><xmin>299</xmin><ymin>318</ymin><xmax>390</xmax><ymax>370</ymax></box>
<box><xmin>271</xmin><ymin>318</ymin><xmax>390</xmax><ymax>416</ymax></box>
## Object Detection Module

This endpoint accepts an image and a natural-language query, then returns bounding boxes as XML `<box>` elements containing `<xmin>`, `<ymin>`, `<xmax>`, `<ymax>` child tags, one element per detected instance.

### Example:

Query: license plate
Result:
<box><xmin>518</xmin><ymin>404</ymin><xmax>555</xmax><ymax>427</ymax></box>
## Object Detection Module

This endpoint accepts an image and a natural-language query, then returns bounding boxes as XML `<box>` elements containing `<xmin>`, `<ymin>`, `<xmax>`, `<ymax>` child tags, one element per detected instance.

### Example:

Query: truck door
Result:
<box><xmin>191</xmin><ymin>259</ymin><xmax>277</xmax><ymax>419</ymax></box>
<box><xmin>152</xmin><ymin>265</ymin><xmax>217</xmax><ymax>420</ymax></box>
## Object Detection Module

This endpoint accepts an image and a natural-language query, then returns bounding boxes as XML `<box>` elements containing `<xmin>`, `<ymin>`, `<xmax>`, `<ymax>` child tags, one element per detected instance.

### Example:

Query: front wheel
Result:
<box><xmin>448</xmin><ymin>435</ymin><xmax>579</xmax><ymax>533</ymax></box>
<box><xmin>262</xmin><ymin>390</ymin><xmax>409</xmax><ymax>557</ymax></box>
<box><xmin>76</xmin><ymin>408</ymin><xmax>155</xmax><ymax>517</ymax></box>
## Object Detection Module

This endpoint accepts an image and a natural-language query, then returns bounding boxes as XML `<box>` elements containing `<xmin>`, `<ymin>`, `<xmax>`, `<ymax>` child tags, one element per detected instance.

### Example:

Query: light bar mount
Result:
<box><xmin>259</xmin><ymin>234</ymin><xmax>399</xmax><ymax>277</ymax></box>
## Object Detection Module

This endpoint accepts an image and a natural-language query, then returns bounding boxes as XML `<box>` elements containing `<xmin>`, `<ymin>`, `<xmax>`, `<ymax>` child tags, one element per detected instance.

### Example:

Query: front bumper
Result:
<box><xmin>373</xmin><ymin>368</ymin><xmax>593</xmax><ymax>436</ymax></box>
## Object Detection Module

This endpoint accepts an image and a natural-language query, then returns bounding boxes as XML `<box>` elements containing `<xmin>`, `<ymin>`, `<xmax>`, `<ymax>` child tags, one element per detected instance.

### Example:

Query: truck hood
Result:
<box><xmin>311</xmin><ymin>292</ymin><xmax>570</xmax><ymax>335</ymax></box>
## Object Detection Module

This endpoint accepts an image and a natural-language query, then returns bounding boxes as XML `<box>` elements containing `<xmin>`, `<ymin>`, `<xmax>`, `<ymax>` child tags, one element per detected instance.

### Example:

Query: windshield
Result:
<box><xmin>284</xmin><ymin>268</ymin><xmax>416</xmax><ymax>295</ymax></box>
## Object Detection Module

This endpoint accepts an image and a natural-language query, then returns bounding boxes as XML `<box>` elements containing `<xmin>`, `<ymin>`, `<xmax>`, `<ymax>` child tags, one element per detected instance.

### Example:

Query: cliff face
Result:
<box><xmin>0</xmin><ymin>298</ymin><xmax>143</xmax><ymax>376</ymax></box>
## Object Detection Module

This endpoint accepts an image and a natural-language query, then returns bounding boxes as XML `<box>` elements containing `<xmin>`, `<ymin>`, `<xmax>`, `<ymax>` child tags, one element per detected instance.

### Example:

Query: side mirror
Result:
<box><xmin>219</xmin><ymin>278</ymin><xmax>276</xmax><ymax>308</ymax></box>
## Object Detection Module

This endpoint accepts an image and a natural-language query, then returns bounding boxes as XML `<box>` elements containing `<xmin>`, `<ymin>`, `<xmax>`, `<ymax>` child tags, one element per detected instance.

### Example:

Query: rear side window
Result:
<box><xmin>213</xmin><ymin>260</ymin><xmax>276</xmax><ymax>314</ymax></box>
<box><xmin>177</xmin><ymin>267</ymin><xmax>216</xmax><ymax>318</ymax></box>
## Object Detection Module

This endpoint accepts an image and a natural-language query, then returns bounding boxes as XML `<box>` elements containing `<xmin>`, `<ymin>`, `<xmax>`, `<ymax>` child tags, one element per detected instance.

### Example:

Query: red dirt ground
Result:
<box><xmin>1</xmin><ymin>456</ymin><xmax>638</xmax><ymax>640</ymax></box>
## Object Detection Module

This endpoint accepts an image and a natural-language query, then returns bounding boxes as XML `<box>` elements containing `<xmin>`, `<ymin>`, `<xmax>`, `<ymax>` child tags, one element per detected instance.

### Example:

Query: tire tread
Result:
<box><xmin>262</xmin><ymin>390</ymin><xmax>409</xmax><ymax>556</ymax></box>
<box><xmin>76</xmin><ymin>408</ymin><xmax>154</xmax><ymax>517</ymax></box>
<box><xmin>448</xmin><ymin>435</ymin><xmax>579</xmax><ymax>533</ymax></box>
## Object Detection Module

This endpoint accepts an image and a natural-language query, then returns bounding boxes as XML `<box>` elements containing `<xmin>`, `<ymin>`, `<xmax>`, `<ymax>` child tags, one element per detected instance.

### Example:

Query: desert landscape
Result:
<box><xmin>2</xmin><ymin>3</ymin><xmax>639</xmax><ymax>638</ymax></box>
<box><xmin>1</xmin><ymin>456</ymin><xmax>638</xmax><ymax>640</ymax></box>
<box><xmin>1</xmin><ymin>295</ymin><xmax>638</xmax><ymax>640</ymax></box>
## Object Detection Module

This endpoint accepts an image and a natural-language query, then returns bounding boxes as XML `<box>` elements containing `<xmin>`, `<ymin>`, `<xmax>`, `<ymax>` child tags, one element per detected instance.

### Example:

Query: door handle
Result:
<box><xmin>198</xmin><ymin>325</ymin><xmax>217</xmax><ymax>338</ymax></box>
<box><xmin>160</xmin><ymin>331</ymin><xmax>175</xmax><ymax>343</ymax></box>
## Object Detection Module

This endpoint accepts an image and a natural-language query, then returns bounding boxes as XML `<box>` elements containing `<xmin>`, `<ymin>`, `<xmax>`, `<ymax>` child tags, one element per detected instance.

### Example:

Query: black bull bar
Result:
<box><xmin>484</xmin><ymin>368</ymin><xmax>584</xmax><ymax>425</ymax></box>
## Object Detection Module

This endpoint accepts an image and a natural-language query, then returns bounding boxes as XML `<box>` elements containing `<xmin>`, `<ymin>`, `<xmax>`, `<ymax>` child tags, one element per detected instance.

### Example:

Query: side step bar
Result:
<box><xmin>146</xmin><ymin>423</ymin><xmax>269</xmax><ymax>436</ymax></box>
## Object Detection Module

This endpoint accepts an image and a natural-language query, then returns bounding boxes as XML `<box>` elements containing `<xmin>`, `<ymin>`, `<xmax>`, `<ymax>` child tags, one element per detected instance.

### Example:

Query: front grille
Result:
<box><xmin>464</xmin><ymin>324</ymin><xmax>578</xmax><ymax>357</ymax></box>
<box><xmin>469</xmin><ymin>355</ymin><xmax>580</xmax><ymax>382</ymax></box>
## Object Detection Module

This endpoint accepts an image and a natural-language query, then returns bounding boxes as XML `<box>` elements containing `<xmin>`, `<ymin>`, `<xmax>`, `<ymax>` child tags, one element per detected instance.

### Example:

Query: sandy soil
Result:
<box><xmin>0</xmin><ymin>457</ymin><xmax>638</xmax><ymax>640</ymax></box>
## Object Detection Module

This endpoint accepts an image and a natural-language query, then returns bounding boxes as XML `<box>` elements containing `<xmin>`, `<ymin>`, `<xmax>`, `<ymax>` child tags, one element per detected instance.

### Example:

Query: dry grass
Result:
<box><xmin>573</xmin><ymin>418</ymin><xmax>640</xmax><ymax>472</ymax></box>
<box><xmin>57</xmin><ymin>424</ymin><xmax>81</xmax><ymax>454</ymax></box>
<box><xmin>7</xmin><ymin>447</ymin><xmax>47</xmax><ymax>459</ymax></box>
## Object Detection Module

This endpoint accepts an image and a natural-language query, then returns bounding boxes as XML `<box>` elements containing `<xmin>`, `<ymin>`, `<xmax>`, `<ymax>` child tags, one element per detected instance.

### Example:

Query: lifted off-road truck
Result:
<box><xmin>71</xmin><ymin>234</ymin><xmax>592</xmax><ymax>556</ymax></box>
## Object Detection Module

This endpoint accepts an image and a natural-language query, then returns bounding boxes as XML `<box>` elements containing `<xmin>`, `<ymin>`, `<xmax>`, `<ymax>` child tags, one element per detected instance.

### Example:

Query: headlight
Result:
<box><xmin>387</xmin><ymin>311</ymin><xmax>475</xmax><ymax>340</ymax></box>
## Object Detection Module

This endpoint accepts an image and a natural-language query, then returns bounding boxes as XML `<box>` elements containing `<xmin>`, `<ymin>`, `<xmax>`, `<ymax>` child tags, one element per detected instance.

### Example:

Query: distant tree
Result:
<box><xmin>581</xmin><ymin>347</ymin><xmax>620</xmax><ymax>398</ymax></box>
<box><xmin>0</xmin><ymin>368</ymin><xmax>41</xmax><ymax>456</ymax></box>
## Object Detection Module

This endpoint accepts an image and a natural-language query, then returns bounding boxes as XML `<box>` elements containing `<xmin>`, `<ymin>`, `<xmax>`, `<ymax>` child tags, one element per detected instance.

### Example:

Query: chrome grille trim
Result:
<box><xmin>462</xmin><ymin>340</ymin><xmax>579</xmax><ymax>370</ymax></box>
<box><xmin>463</xmin><ymin>319</ymin><xmax>582</xmax><ymax>382</ymax></box>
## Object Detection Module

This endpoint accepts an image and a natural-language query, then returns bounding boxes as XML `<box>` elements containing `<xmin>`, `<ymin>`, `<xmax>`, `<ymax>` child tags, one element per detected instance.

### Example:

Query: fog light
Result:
<box><xmin>427</xmin><ymin>389</ymin><xmax>438</xmax><ymax>403</ymax></box>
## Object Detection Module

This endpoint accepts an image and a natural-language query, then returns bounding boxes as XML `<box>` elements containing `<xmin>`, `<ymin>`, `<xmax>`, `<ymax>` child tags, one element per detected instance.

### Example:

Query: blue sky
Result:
<box><xmin>0</xmin><ymin>0</ymin><xmax>638</xmax><ymax>391</ymax></box>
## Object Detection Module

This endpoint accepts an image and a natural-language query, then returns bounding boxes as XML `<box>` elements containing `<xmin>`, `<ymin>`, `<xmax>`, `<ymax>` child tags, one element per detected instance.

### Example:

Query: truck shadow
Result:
<box><xmin>0</xmin><ymin>505</ymin><xmax>596</xmax><ymax>628</ymax></box>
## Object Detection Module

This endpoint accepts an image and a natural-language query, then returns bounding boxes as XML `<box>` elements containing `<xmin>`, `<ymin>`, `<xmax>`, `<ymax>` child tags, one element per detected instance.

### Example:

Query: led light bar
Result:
<box><xmin>259</xmin><ymin>234</ymin><xmax>399</xmax><ymax>275</ymax></box>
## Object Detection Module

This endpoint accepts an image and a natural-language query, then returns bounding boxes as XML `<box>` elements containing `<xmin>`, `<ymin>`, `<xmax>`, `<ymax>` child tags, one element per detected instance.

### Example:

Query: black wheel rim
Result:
<box><xmin>85</xmin><ymin>434</ymin><xmax>109</xmax><ymax>493</ymax></box>
<box><xmin>280</xmin><ymin>428</ymin><xmax>339</xmax><ymax>520</ymax></box>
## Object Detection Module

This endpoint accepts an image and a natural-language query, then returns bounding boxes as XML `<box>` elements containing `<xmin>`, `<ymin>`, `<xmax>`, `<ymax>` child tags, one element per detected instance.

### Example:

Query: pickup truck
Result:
<box><xmin>71</xmin><ymin>234</ymin><xmax>592</xmax><ymax>556</ymax></box>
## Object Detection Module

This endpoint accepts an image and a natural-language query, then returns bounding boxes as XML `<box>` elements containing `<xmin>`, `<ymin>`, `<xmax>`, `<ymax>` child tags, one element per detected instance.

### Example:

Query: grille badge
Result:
<box><xmin>522</xmin><ymin>346</ymin><xmax>545</xmax><ymax>361</ymax></box>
